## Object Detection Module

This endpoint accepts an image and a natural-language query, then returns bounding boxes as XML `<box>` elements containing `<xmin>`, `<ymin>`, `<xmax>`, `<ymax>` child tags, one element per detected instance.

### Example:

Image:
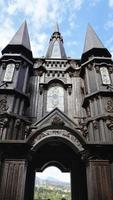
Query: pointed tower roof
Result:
<box><xmin>9</xmin><ymin>21</ymin><xmax>31</xmax><ymax>51</ymax></box>
<box><xmin>2</xmin><ymin>21</ymin><xmax>32</xmax><ymax>59</ymax></box>
<box><xmin>82</xmin><ymin>24</ymin><xmax>111</xmax><ymax>60</ymax></box>
<box><xmin>46</xmin><ymin>23</ymin><xmax>67</xmax><ymax>58</ymax></box>
<box><xmin>83</xmin><ymin>24</ymin><xmax>105</xmax><ymax>53</ymax></box>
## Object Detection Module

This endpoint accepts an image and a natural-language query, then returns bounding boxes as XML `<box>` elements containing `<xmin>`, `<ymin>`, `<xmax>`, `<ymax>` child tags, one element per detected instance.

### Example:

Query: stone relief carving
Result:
<box><xmin>33</xmin><ymin>129</ymin><xmax>84</xmax><ymax>151</ymax></box>
<box><xmin>51</xmin><ymin>116</ymin><xmax>64</xmax><ymax>126</ymax></box>
<box><xmin>0</xmin><ymin>96</ymin><xmax>9</xmax><ymax>113</ymax></box>
<box><xmin>0</xmin><ymin>118</ymin><xmax>9</xmax><ymax>128</ymax></box>
<box><xmin>105</xmin><ymin>99</ymin><xmax>113</xmax><ymax>113</ymax></box>
<box><xmin>106</xmin><ymin>117</ymin><xmax>113</xmax><ymax>133</ymax></box>
<box><xmin>79</xmin><ymin>122</ymin><xmax>88</xmax><ymax>137</ymax></box>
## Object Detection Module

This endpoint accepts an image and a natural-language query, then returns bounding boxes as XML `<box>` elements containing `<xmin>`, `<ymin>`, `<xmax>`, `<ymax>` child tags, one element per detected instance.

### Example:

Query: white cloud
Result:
<box><xmin>0</xmin><ymin>18</ymin><xmax>15</xmax><ymax>53</ymax></box>
<box><xmin>0</xmin><ymin>0</ymin><xmax>84</xmax><ymax>57</ymax></box>
<box><xmin>66</xmin><ymin>41</ymin><xmax>77</xmax><ymax>47</ymax></box>
<box><xmin>109</xmin><ymin>0</ymin><xmax>113</xmax><ymax>7</ymax></box>
<box><xmin>31</xmin><ymin>33</ymin><xmax>49</xmax><ymax>57</ymax></box>
<box><xmin>36</xmin><ymin>166</ymin><xmax>70</xmax><ymax>183</ymax></box>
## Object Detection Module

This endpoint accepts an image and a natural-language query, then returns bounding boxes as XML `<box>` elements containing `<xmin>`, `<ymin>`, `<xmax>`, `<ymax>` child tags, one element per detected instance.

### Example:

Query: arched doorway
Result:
<box><xmin>25</xmin><ymin>128</ymin><xmax>88</xmax><ymax>200</ymax></box>
<box><xmin>34</xmin><ymin>166</ymin><xmax>71</xmax><ymax>200</ymax></box>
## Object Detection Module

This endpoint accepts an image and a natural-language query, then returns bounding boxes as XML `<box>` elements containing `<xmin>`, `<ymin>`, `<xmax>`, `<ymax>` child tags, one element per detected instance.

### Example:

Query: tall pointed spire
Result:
<box><xmin>46</xmin><ymin>23</ymin><xmax>67</xmax><ymax>58</ymax></box>
<box><xmin>83</xmin><ymin>24</ymin><xmax>105</xmax><ymax>53</ymax></box>
<box><xmin>9</xmin><ymin>21</ymin><xmax>31</xmax><ymax>51</ymax></box>
<box><xmin>2</xmin><ymin>21</ymin><xmax>32</xmax><ymax>57</ymax></box>
<box><xmin>82</xmin><ymin>24</ymin><xmax>111</xmax><ymax>61</ymax></box>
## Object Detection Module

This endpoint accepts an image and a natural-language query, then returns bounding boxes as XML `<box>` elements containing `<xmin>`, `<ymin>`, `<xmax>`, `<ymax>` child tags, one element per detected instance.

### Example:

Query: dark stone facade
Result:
<box><xmin>0</xmin><ymin>21</ymin><xmax>112</xmax><ymax>200</ymax></box>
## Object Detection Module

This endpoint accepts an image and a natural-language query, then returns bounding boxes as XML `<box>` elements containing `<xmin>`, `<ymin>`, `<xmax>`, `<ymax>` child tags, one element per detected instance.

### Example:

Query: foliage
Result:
<box><xmin>34</xmin><ymin>183</ymin><xmax>71</xmax><ymax>200</ymax></box>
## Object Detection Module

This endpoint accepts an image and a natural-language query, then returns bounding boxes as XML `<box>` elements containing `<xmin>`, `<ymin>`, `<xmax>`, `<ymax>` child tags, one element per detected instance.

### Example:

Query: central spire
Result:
<box><xmin>53</xmin><ymin>22</ymin><xmax>59</xmax><ymax>33</ymax></box>
<box><xmin>46</xmin><ymin>23</ymin><xmax>67</xmax><ymax>58</ymax></box>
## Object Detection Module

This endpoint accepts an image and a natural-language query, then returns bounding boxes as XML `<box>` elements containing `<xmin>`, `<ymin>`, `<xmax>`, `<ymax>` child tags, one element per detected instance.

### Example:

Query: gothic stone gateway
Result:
<box><xmin>0</xmin><ymin>22</ymin><xmax>113</xmax><ymax>200</ymax></box>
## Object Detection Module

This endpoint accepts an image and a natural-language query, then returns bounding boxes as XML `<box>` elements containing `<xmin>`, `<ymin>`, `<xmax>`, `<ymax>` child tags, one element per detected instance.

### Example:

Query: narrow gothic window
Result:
<box><xmin>100</xmin><ymin>67</ymin><xmax>111</xmax><ymax>85</ymax></box>
<box><xmin>47</xmin><ymin>85</ymin><xmax>64</xmax><ymax>112</ymax></box>
<box><xmin>4</xmin><ymin>63</ymin><xmax>15</xmax><ymax>82</ymax></box>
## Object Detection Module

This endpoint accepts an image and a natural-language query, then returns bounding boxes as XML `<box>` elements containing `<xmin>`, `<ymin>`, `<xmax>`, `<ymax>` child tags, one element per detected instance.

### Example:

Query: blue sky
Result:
<box><xmin>0</xmin><ymin>0</ymin><xmax>113</xmax><ymax>182</ymax></box>
<box><xmin>1</xmin><ymin>0</ymin><xmax>113</xmax><ymax>59</ymax></box>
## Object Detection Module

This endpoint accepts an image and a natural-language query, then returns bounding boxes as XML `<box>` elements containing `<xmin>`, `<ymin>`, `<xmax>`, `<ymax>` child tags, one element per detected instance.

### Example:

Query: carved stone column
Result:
<box><xmin>0</xmin><ymin>159</ymin><xmax>28</xmax><ymax>200</ymax></box>
<box><xmin>86</xmin><ymin>159</ymin><xmax>113</xmax><ymax>200</ymax></box>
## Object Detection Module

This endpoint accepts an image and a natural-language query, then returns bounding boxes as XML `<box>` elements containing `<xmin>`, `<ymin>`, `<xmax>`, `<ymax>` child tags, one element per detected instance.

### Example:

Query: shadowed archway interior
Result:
<box><xmin>25</xmin><ymin>134</ymin><xmax>88</xmax><ymax>200</ymax></box>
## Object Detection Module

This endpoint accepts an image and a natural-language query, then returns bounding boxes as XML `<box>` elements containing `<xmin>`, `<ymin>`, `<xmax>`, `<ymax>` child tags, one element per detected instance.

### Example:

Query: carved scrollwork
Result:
<box><xmin>79</xmin><ymin>122</ymin><xmax>88</xmax><ymax>137</ymax></box>
<box><xmin>105</xmin><ymin>99</ymin><xmax>113</xmax><ymax>113</ymax></box>
<box><xmin>15</xmin><ymin>119</ymin><xmax>21</xmax><ymax>127</ymax></box>
<box><xmin>106</xmin><ymin>117</ymin><xmax>113</xmax><ymax>132</ymax></box>
<box><xmin>0</xmin><ymin>96</ymin><xmax>9</xmax><ymax>113</ymax></box>
<box><xmin>0</xmin><ymin>118</ymin><xmax>9</xmax><ymax>128</ymax></box>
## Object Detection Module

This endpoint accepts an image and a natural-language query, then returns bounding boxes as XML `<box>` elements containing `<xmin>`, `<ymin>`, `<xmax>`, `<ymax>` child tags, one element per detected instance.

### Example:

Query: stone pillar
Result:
<box><xmin>0</xmin><ymin>159</ymin><xmax>28</xmax><ymax>200</ymax></box>
<box><xmin>86</xmin><ymin>160</ymin><xmax>113</xmax><ymax>200</ymax></box>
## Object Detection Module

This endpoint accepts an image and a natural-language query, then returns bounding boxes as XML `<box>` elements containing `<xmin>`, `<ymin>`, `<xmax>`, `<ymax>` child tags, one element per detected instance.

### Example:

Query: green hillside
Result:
<box><xmin>34</xmin><ymin>177</ymin><xmax>71</xmax><ymax>200</ymax></box>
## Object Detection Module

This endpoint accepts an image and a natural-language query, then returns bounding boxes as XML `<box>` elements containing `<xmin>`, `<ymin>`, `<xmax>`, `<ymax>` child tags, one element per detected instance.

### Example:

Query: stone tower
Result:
<box><xmin>0</xmin><ymin>22</ymin><xmax>112</xmax><ymax>200</ymax></box>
